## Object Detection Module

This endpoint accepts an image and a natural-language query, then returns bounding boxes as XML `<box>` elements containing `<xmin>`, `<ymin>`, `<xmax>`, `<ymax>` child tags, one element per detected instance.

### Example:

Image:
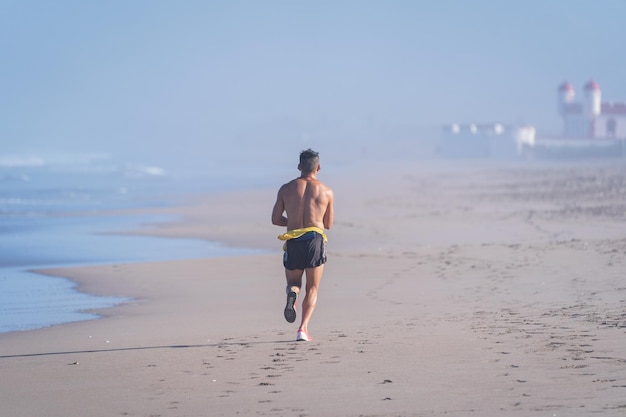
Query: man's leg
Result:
<box><xmin>284</xmin><ymin>269</ymin><xmax>303</xmax><ymax>323</ymax></box>
<box><xmin>285</xmin><ymin>268</ymin><xmax>304</xmax><ymax>295</ymax></box>
<box><xmin>298</xmin><ymin>264</ymin><xmax>324</xmax><ymax>337</ymax></box>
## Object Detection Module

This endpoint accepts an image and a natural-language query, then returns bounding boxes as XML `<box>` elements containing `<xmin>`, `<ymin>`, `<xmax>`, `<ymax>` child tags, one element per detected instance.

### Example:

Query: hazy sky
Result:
<box><xmin>2</xmin><ymin>0</ymin><xmax>625</xmax><ymax>167</ymax></box>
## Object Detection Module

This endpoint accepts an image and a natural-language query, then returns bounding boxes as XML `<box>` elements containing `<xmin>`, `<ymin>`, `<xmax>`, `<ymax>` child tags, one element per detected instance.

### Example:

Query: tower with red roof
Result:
<box><xmin>557</xmin><ymin>80</ymin><xmax>626</xmax><ymax>139</ymax></box>
<box><xmin>558</xmin><ymin>81</ymin><xmax>575</xmax><ymax>116</ymax></box>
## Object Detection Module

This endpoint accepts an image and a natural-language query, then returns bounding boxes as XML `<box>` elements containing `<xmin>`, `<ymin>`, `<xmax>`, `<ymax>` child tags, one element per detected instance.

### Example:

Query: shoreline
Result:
<box><xmin>1</xmin><ymin>159</ymin><xmax>625</xmax><ymax>416</ymax></box>
<box><xmin>0</xmin><ymin>205</ymin><xmax>269</xmax><ymax>335</ymax></box>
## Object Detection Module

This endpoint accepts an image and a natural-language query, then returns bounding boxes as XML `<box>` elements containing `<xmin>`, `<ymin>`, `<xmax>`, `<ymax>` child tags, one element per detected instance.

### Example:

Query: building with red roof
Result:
<box><xmin>558</xmin><ymin>80</ymin><xmax>626</xmax><ymax>139</ymax></box>
<box><xmin>438</xmin><ymin>80</ymin><xmax>626</xmax><ymax>159</ymax></box>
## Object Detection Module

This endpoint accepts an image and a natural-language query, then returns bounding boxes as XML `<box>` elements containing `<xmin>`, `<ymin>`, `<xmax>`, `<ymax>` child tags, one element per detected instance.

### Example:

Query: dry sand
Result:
<box><xmin>1</xmin><ymin>159</ymin><xmax>626</xmax><ymax>416</ymax></box>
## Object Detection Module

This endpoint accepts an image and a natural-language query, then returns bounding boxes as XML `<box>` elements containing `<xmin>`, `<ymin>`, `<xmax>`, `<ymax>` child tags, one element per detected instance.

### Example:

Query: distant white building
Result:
<box><xmin>558</xmin><ymin>80</ymin><xmax>626</xmax><ymax>139</ymax></box>
<box><xmin>438</xmin><ymin>80</ymin><xmax>626</xmax><ymax>159</ymax></box>
<box><xmin>438</xmin><ymin>123</ymin><xmax>534</xmax><ymax>158</ymax></box>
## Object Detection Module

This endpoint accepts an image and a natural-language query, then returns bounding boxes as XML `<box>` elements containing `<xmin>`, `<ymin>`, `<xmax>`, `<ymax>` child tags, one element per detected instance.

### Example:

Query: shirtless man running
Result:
<box><xmin>271</xmin><ymin>149</ymin><xmax>334</xmax><ymax>342</ymax></box>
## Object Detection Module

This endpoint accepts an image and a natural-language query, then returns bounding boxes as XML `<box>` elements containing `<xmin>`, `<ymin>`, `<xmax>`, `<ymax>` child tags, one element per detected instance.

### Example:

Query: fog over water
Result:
<box><xmin>2</xmin><ymin>1</ymin><xmax>626</xmax><ymax>172</ymax></box>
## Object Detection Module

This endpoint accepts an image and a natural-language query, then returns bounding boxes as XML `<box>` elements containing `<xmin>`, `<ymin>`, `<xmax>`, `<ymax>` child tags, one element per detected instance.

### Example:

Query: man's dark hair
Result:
<box><xmin>299</xmin><ymin>148</ymin><xmax>320</xmax><ymax>173</ymax></box>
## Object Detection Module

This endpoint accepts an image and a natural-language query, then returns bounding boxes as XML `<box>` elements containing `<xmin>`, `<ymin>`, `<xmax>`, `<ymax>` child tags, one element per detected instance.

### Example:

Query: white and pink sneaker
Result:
<box><xmin>296</xmin><ymin>329</ymin><xmax>312</xmax><ymax>342</ymax></box>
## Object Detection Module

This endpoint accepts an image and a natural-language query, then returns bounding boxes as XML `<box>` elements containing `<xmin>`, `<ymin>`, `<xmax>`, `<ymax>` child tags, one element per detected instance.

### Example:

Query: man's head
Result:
<box><xmin>298</xmin><ymin>148</ymin><xmax>320</xmax><ymax>174</ymax></box>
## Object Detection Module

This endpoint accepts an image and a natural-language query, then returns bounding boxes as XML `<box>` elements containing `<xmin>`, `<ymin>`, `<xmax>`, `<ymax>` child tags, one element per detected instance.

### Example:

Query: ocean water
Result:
<box><xmin>0</xmin><ymin>152</ymin><xmax>276</xmax><ymax>334</ymax></box>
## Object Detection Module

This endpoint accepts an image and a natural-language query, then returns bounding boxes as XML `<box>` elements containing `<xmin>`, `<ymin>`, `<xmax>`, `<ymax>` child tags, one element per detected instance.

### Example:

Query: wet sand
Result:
<box><xmin>1</xmin><ymin>159</ymin><xmax>625</xmax><ymax>416</ymax></box>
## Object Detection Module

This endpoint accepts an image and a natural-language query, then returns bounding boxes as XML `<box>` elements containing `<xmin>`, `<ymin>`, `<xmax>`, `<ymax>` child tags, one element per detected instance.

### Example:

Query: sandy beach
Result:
<box><xmin>1</xmin><ymin>159</ymin><xmax>625</xmax><ymax>416</ymax></box>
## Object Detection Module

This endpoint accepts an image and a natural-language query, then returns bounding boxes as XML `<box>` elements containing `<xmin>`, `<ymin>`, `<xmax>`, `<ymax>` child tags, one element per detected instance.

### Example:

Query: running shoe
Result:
<box><xmin>284</xmin><ymin>291</ymin><xmax>297</xmax><ymax>323</ymax></box>
<box><xmin>296</xmin><ymin>329</ymin><xmax>311</xmax><ymax>342</ymax></box>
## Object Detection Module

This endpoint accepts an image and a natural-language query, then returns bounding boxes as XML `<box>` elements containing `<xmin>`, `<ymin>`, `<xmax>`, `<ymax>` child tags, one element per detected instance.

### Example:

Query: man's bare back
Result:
<box><xmin>271</xmin><ymin>177</ymin><xmax>334</xmax><ymax>231</ymax></box>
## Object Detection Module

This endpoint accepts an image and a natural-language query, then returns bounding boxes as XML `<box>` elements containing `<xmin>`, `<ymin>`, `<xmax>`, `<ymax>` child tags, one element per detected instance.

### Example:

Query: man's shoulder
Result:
<box><xmin>280</xmin><ymin>177</ymin><xmax>332</xmax><ymax>192</ymax></box>
<box><xmin>280</xmin><ymin>178</ymin><xmax>299</xmax><ymax>189</ymax></box>
<box><xmin>318</xmin><ymin>180</ymin><xmax>333</xmax><ymax>192</ymax></box>
<box><xmin>278</xmin><ymin>179</ymin><xmax>299</xmax><ymax>194</ymax></box>
<box><xmin>324</xmin><ymin>185</ymin><xmax>334</xmax><ymax>200</ymax></box>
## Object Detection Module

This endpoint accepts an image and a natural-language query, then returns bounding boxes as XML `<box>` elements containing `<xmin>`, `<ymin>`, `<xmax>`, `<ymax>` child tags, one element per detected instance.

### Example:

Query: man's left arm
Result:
<box><xmin>323</xmin><ymin>189</ymin><xmax>334</xmax><ymax>230</ymax></box>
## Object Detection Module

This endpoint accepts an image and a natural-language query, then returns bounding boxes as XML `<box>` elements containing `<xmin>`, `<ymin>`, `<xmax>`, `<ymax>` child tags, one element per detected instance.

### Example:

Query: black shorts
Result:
<box><xmin>283</xmin><ymin>231</ymin><xmax>327</xmax><ymax>270</ymax></box>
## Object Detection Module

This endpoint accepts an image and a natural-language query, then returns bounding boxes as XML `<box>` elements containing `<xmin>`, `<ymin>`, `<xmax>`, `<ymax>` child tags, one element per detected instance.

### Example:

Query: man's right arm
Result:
<box><xmin>271</xmin><ymin>187</ymin><xmax>288</xmax><ymax>227</ymax></box>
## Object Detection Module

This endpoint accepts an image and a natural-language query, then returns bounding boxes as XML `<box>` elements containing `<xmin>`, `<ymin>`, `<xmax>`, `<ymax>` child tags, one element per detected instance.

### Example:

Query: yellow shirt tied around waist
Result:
<box><xmin>277</xmin><ymin>227</ymin><xmax>328</xmax><ymax>251</ymax></box>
